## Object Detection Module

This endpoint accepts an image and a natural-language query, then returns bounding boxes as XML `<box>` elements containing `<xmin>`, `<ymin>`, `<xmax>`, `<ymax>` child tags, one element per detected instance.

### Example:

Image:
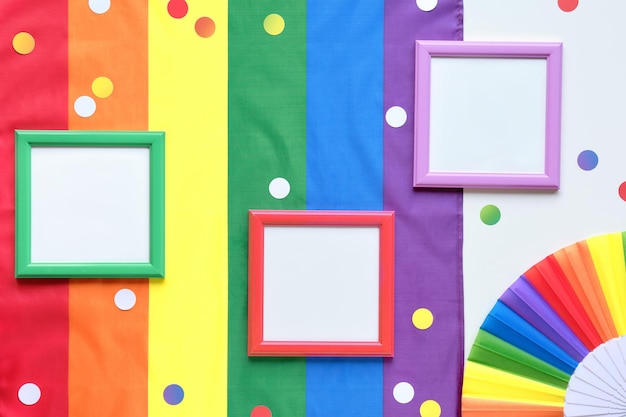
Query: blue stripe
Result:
<box><xmin>306</xmin><ymin>0</ymin><xmax>384</xmax><ymax>416</ymax></box>
<box><xmin>306</xmin><ymin>358</ymin><xmax>383</xmax><ymax>417</ymax></box>
<box><xmin>306</xmin><ymin>0</ymin><xmax>384</xmax><ymax>211</ymax></box>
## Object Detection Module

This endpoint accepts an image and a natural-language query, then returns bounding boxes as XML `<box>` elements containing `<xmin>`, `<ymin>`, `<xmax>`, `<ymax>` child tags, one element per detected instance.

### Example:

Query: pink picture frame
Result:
<box><xmin>414</xmin><ymin>41</ymin><xmax>563</xmax><ymax>189</ymax></box>
<box><xmin>248</xmin><ymin>210</ymin><xmax>395</xmax><ymax>357</ymax></box>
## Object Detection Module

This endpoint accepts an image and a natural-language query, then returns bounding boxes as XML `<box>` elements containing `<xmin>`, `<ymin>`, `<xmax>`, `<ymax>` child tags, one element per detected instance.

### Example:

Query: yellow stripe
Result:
<box><xmin>462</xmin><ymin>362</ymin><xmax>566</xmax><ymax>406</ymax></box>
<box><xmin>148</xmin><ymin>1</ymin><xmax>227</xmax><ymax>415</ymax></box>
<box><xmin>587</xmin><ymin>233</ymin><xmax>626</xmax><ymax>335</ymax></box>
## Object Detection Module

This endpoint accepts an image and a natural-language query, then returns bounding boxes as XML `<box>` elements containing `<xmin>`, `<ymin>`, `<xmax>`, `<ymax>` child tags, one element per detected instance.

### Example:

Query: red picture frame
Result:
<box><xmin>248</xmin><ymin>210</ymin><xmax>395</xmax><ymax>356</ymax></box>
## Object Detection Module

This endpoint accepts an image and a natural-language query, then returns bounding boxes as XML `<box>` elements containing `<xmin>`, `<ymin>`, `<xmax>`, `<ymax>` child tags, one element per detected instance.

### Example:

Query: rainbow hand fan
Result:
<box><xmin>462</xmin><ymin>232</ymin><xmax>626</xmax><ymax>417</ymax></box>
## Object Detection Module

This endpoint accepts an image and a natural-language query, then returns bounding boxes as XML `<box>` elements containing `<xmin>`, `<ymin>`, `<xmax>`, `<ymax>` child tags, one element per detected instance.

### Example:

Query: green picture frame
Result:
<box><xmin>15</xmin><ymin>130</ymin><xmax>165</xmax><ymax>278</ymax></box>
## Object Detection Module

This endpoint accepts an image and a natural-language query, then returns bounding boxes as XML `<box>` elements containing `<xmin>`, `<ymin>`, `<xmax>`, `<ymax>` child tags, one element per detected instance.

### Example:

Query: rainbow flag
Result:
<box><xmin>0</xmin><ymin>1</ymin><xmax>463</xmax><ymax>416</ymax></box>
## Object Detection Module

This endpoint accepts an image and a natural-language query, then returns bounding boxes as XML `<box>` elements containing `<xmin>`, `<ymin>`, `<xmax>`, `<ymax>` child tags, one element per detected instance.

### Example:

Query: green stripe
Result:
<box><xmin>227</xmin><ymin>1</ymin><xmax>307</xmax><ymax>417</ymax></box>
<box><xmin>468</xmin><ymin>330</ymin><xmax>571</xmax><ymax>389</ymax></box>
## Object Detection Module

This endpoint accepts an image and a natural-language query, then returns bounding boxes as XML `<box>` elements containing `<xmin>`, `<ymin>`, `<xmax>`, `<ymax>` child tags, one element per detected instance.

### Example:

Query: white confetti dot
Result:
<box><xmin>416</xmin><ymin>0</ymin><xmax>438</xmax><ymax>11</ymax></box>
<box><xmin>114</xmin><ymin>288</ymin><xmax>137</xmax><ymax>311</ymax></box>
<box><xmin>393</xmin><ymin>381</ymin><xmax>415</xmax><ymax>404</ymax></box>
<box><xmin>18</xmin><ymin>383</ymin><xmax>41</xmax><ymax>406</ymax></box>
<box><xmin>89</xmin><ymin>0</ymin><xmax>111</xmax><ymax>14</ymax></box>
<box><xmin>74</xmin><ymin>96</ymin><xmax>96</xmax><ymax>118</ymax></box>
<box><xmin>269</xmin><ymin>177</ymin><xmax>290</xmax><ymax>199</ymax></box>
<box><xmin>385</xmin><ymin>106</ymin><xmax>407</xmax><ymax>128</ymax></box>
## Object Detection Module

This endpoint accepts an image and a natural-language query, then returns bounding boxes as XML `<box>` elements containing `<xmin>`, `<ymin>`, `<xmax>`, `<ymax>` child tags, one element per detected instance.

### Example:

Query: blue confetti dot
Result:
<box><xmin>163</xmin><ymin>384</ymin><xmax>184</xmax><ymax>405</ymax></box>
<box><xmin>577</xmin><ymin>150</ymin><xmax>598</xmax><ymax>171</ymax></box>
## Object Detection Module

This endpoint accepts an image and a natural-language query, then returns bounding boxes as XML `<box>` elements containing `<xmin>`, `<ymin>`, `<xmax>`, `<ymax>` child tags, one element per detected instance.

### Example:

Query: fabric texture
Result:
<box><xmin>0</xmin><ymin>1</ymin><xmax>464</xmax><ymax>416</ymax></box>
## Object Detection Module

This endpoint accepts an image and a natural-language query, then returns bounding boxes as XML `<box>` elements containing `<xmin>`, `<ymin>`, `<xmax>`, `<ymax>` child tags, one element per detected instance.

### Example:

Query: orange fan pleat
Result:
<box><xmin>462</xmin><ymin>397</ymin><xmax>563</xmax><ymax>417</ymax></box>
<box><xmin>553</xmin><ymin>242</ymin><xmax>618</xmax><ymax>342</ymax></box>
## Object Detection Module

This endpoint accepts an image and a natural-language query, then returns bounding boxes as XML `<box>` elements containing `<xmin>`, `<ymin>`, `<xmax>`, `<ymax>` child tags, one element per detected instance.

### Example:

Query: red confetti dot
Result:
<box><xmin>250</xmin><ymin>405</ymin><xmax>272</xmax><ymax>417</ymax></box>
<box><xmin>195</xmin><ymin>16</ymin><xmax>216</xmax><ymax>38</ymax></box>
<box><xmin>558</xmin><ymin>0</ymin><xmax>578</xmax><ymax>12</ymax></box>
<box><xmin>167</xmin><ymin>0</ymin><xmax>188</xmax><ymax>19</ymax></box>
<box><xmin>619</xmin><ymin>182</ymin><xmax>626</xmax><ymax>202</ymax></box>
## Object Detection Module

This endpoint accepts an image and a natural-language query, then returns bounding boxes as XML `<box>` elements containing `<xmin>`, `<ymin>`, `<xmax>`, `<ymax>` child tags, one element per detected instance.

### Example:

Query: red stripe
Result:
<box><xmin>0</xmin><ymin>1</ymin><xmax>69</xmax><ymax>416</ymax></box>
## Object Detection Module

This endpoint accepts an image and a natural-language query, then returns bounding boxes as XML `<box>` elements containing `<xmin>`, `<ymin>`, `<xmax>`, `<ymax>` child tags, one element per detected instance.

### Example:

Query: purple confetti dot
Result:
<box><xmin>163</xmin><ymin>384</ymin><xmax>184</xmax><ymax>405</ymax></box>
<box><xmin>577</xmin><ymin>150</ymin><xmax>598</xmax><ymax>171</ymax></box>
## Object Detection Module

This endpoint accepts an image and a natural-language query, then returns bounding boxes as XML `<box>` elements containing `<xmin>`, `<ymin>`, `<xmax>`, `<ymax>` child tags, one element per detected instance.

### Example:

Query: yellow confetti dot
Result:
<box><xmin>412</xmin><ymin>308</ymin><xmax>434</xmax><ymax>330</ymax></box>
<box><xmin>263</xmin><ymin>14</ymin><xmax>285</xmax><ymax>35</ymax></box>
<box><xmin>420</xmin><ymin>400</ymin><xmax>441</xmax><ymax>417</ymax></box>
<box><xmin>92</xmin><ymin>76</ymin><xmax>114</xmax><ymax>99</ymax></box>
<box><xmin>13</xmin><ymin>32</ymin><xmax>35</xmax><ymax>55</ymax></box>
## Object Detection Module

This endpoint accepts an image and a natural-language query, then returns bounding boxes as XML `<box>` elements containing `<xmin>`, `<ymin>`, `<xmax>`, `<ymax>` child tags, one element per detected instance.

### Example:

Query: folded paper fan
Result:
<box><xmin>463</xmin><ymin>232</ymin><xmax>626</xmax><ymax>416</ymax></box>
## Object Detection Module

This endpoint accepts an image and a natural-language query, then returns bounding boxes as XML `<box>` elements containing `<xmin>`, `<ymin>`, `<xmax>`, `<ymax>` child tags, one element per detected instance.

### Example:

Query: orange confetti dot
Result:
<box><xmin>13</xmin><ymin>32</ymin><xmax>35</xmax><ymax>55</ymax></box>
<box><xmin>195</xmin><ymin>17</ymin><xmax>215</xmax><ymax>38</ymax></box>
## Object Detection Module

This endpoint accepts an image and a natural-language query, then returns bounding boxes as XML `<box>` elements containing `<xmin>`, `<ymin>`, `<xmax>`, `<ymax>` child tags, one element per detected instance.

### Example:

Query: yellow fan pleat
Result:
<box><xmin>462</xmin><ymin>362</ymin><xmax>566</xmax><ymax>406</ymax></box>
<box><xmin>587</xmin><ymin>233</ymin><xmax>626</xmax><ymax>335</ymax></box>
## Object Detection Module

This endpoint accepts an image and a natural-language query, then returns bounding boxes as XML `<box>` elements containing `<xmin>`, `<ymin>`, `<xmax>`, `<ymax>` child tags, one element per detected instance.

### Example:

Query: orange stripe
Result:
<box><xmin>68</xmin><ymin>1</ymin><xmax>148</xmax><ymax>129</ymax></box>
<box><xmin>67</xmin><ymin>1</ymin><xmax>149</xmax><ymax>417</ymax></box>
<box><xmin>68</xmin><ymin>280</ymin><xmax>149</xmax><ymax>416</ymax></box>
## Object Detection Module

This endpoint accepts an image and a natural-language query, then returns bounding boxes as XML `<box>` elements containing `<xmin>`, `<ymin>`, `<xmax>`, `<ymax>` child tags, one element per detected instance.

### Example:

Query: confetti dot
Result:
<box><xmin>420</xmin><ymin>399</ymin><xmax>441</xmax><ymax>417</ymax></box>
<box><xmin>619</xmin><ymin>182</ymin><xmax>626</xmax><ymax>202</ymax></box>
<box><xmin>163</xmin><ymin>384</ymin><xmax>184</xmax><ymax>405</ymax></box>
<box><xmin>74</xmin><ymin>96</ymin><xmax>96</xmax><ymax>118</ymax></box>
<box><xmin>12</xmin><ymin>32</ymin><xmax>35</xmax><ymax>55</ymax></box>
<box><xmin>577</xmin><ymin>150</ymin><xmax>598</xmax><ymax>171</ymax></box>
<box><xmin>412</xmin><ymin>308</ymin><xmax>434</xmax><ymax>330</ymax></box>
<box><xmin>251</xmin><ymin>405</ymin><xmax>272</xmax><ymax>417</ymax></box>
<box><xmin>195</xmin><ymin>17</ymin><xmax>216</xmax><ymax>38</ymax></box>
<box><xmin>393</xmin><ymin>382</ymin><xmax>415</xmax><ymax>404</ymax></box>
<box><xmin>480</xmin><ymin>204</ymin><xmax>501</xmax><ymax>226</ymax></box>
<box><xmin>92</xmin><ymin>76</ymin><xmax>114</xmax><ymax>99</ymax></box>
<box><xmin>18</xmin><ymin>383</ymin><xmax>41</xmax><ymax>406</ymax></box>
<box><xmin>264</xmin><ymin>14</ymin><xmax>285</xmax><ymax>36</ymax></box>
<box><xmin>385</xmin><ymin>106</ymin><xmax>407</xmax><ymax>128</ymax></box>
<box><xmin>269</xmin><ymin>177</ymin><xmax>290</xmax><ymax>199</ymax></box>
<box><xmin>89</xmin><ymin>0</ymin><xmax>111</xmax><ymax>14</ymax></box>
<box><xmin>416</xmin><ymin>0</ymin><xmax>438</xmax><ymax>12</ymax></box>
<box><xmin>558</xmin><ymin>0</ymin><xmax>578</xmax><ymax>12</ymax></box>
<box><xmin>167</xmin><ymin>0</ymin><xmax>188</xmax><ymax>18</ymax></box>
<box><xmin>114</xmin><ymin>289</ymin><xmax>136</xmax><ymax>311</ymax></box>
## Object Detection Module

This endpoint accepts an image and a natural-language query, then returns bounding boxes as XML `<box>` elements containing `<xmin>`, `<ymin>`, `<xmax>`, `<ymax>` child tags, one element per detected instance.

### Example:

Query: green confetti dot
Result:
<box><xmin>480</xmin><ymin>204</ymin><xmax>501</xmax><ymax>226</ymax></box>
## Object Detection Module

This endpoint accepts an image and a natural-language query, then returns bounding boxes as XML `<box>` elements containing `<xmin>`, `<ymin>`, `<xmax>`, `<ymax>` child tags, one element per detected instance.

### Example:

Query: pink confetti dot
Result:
<box><xmin>619</xmin><ymin>182</ymin><xmax>626</xmax><ymax>202</ymax></box>
<box><xmin>558</xmin><ymin>0</ymin><xmax>578</xmax><ymax>12</ymax></box>
<box><xmin>167</xmin><ymin>0</ymin><xmax>188</xmax><ymax>19</ymax></box>
<box><xmin>251</xmin><ymin>405</ymin><xmax>272</xmax><ymax>417</ymax></box>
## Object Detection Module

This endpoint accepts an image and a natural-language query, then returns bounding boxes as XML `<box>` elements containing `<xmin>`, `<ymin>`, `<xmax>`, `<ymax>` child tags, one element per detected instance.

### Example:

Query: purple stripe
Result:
<box><xmin>383</xmin><ymin>0</ymin><xmax>463</xmax><ymax>416</ymax></box>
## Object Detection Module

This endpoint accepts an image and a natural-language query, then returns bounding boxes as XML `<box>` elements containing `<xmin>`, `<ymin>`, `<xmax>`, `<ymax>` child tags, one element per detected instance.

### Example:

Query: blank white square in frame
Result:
<box><xmin>30</xmin><ymin>147</ymin><xmax>151</xmax><ymax>263</ymax></box>
<box><xmin>263</xmin><ymin>225</ymin><xmax>380</xmax><ymax>342</ymax></box>
<box><xmin>429</xmin><ymin>56</ymin><xmax>547</xmax><ymax>174</ymax></box>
